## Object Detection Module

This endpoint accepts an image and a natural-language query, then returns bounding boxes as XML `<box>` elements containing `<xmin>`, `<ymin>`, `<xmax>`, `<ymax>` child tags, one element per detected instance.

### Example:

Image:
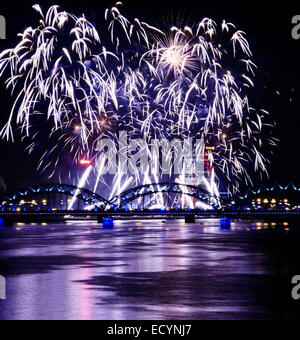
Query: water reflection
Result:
<box><xmin>0</xmin><ymin>219</ymin><xmax>300</xmax><ymax>320</ymax></box>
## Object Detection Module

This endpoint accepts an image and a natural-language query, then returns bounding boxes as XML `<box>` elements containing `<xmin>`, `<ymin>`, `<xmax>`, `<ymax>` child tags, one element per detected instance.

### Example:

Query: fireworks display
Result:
<box><xmin>0</xmin><ymin>2</ymin><xmax>276</xmax><ymax>207</ymax></box>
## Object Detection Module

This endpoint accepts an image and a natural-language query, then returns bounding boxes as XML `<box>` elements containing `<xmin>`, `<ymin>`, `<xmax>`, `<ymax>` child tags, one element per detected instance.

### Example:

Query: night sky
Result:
<box><xmin>0</xmin><ymin>0</ymin><xmax>300</xmax><ymax>192</ymax></box>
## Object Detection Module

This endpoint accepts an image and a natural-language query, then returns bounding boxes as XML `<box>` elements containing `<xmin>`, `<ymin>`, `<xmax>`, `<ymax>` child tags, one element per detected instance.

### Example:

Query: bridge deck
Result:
<box><xmin>1</xmin><ymin>210</ymin><xmax>300</xmax><ymax>218</ymax></box>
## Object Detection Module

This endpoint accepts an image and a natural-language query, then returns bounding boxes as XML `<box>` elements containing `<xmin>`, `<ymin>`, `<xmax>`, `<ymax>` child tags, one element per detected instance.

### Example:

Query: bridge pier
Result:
<box><xmin>220</xmin><ymin>217</ymin><xmax>232</xmax><ymax>229</ymax></box>
<box><xmin>185</xmin><ymin>215</ymin><xmax>196</xmax><ymax>224</ymax></box>
<box><xmin>0</xmin><ymin>217</ymin><xmax>13</xmax><ymax>228</ymax></box>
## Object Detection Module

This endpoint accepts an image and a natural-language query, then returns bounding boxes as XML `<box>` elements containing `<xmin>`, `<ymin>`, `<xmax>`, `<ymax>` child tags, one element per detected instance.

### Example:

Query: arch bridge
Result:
<box><xmin>110</xmin><ymin>182</ymin><xmax>222</xmax><ymax>209</ymax></box>
<box><xmin>1</xmin><ymin>183</ymin><xmax>110</xmax><ymax>211</ymax></box>
<box><xmin>1</xmin><ymin>182</ymin><xmax>300</xmax><ymax>226</ymax></box>
<box><xmin>1</xmin><ymin>182</ymin><xmax>223</xmax><ymax>211</ymax></box>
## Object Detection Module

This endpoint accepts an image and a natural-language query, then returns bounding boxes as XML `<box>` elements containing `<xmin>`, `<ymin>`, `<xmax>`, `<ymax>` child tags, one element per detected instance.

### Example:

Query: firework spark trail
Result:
<box><xmin>68</xmin><ymin>165</ymin><xmax>93</xmax><ymax>210</ymax></box>
<box><xmin>0</xmin><ymin>2</ymin><xmax>276</xmax><ymax>206</ymax></box>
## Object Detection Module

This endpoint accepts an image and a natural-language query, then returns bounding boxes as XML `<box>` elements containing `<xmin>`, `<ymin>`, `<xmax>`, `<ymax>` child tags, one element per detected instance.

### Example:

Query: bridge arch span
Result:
<box><xmin>1</xmin><ymin>183</ymin><xmax>110</xmax><ymax>211</ymax></box>
<box><xmin>110</xmin><ymin>182</ymin><xmax>222</xmax><ymax>209</ymax></box>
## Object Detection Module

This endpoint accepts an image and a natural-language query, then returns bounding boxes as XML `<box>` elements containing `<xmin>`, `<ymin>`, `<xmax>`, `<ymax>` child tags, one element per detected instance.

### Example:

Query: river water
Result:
<box><xmin>0</xmin><ymin>219</ymin><xmax>300</xmax><ymax>320</ymax></box>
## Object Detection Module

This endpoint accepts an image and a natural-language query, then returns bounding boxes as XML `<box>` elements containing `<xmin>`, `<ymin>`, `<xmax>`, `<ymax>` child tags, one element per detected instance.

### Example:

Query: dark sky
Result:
<box><xmin>0</xmin><ymin>0</ymin><xmax>300</xmax><ymax>192</ymax></box>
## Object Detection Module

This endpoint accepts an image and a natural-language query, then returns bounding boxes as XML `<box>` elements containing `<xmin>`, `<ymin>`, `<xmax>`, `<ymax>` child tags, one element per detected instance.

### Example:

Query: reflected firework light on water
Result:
<box><xmin>0</xmin><ymin>2</ymin><xmax>276</xmax><ymax>202</ymax></box>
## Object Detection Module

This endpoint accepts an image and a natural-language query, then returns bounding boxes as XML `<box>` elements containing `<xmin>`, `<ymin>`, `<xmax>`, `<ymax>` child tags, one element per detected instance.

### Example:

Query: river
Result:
<box><xmin>0</xmin><ymin>219</ymin><xmax>300</xmax><ymax>320</ymax></box>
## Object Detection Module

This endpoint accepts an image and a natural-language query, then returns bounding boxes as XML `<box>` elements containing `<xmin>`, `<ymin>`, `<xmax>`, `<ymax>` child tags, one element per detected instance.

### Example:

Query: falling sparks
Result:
<box><xmin>68</xmin><ymin>165</ymin><xmax>93</xmax><ymax>210</ymax></box>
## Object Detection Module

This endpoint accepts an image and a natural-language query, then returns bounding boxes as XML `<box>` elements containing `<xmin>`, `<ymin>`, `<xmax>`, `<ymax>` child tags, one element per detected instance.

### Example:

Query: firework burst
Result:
<box><xmin>0</xmin><ymin>2</ymin><xmax>276</xmax><ymax>205</ymax></box>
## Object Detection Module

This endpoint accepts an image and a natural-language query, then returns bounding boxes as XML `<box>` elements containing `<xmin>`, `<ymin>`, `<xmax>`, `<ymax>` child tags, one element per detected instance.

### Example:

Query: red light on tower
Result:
<box><xmin>79</xmin><ymin>159</ymin><xmax>92</xmax><ymax>166</ymax></box>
